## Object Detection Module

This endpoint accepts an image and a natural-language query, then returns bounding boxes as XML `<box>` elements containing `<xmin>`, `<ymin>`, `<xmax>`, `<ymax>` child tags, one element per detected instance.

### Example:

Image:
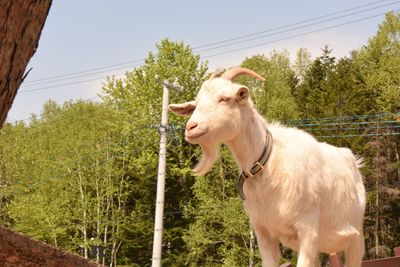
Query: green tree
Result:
<box><xmin>240</xmin><ymin>51</ymin><xmax>300</xmax><ymax>121</ymax></box>
<box><xmin>183</xmin><ymin>148</ymin><xmax>258</xmax><ymax>267</ymax></box>
<box><xmin>355</xmin><ymin>12</ymin><xmax>400</xmax><ymax>114</ymax></box>
<box><xmin>102</xmin><ymin>38</ymin><xmax>208</xmax><ymax>266</ymax></box>
<box><xmin>295</xmin><ymin>45</ymin><xmax>336</xmax><ymax>119</ymax></box>
<box><xmin>353</xmin><ymin>12</ymin><xmax>400</xmax><ymax>259</ymax></box>
<box><xmin>0</xmin><ymin>100</ymin><xmax>133</xmax><ymax>266</ymax></box>
<box><xmin>294</xmin><ymin>47</ymin><xmax>312</xmax><ymax>82</ymax></box>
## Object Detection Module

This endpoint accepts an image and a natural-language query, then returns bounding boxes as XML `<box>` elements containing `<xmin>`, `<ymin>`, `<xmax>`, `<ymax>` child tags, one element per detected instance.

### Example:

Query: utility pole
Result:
<box><xmin>249</xmin><ymin>227</ymin><xmax>254</xmax><ymax>267</ymax></box>
<box><xmin>151</xmin><ymin>80</ymin><xmax>182</xmax><ymax>267</ymax></box>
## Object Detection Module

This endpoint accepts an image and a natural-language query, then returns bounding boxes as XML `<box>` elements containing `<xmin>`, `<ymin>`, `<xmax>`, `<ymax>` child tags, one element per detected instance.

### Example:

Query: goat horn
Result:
<box><xmin>209</xmin><ymin>71</ymin><xmax>222</xmax><ymax>79</ymax></box>
<box><xmin>221</xmin><ymin>67</ymin><xmax>265</xmax><ymax>81</ymax></box>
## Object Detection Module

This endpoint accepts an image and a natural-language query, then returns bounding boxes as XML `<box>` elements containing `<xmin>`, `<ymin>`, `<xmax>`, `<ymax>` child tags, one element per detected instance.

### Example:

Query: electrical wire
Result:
<box><xmin>195</xmin><ymin>1</ymin><xmax>400</xmax><ymax>54</ymax></box>
<box><xmin>307</xmin><ymin>125</ymin><xmax>400</xmax><ymax>132</ymax></box>
<box><xmin>20</xmin><ymin>74</ymin><xmax>126</xmax><ymax>93</ymax></box>
<box><xmin>4</xmin><ymin>111</ymin><xmax>398</xmax><ymax>222</ymax></box>
<box><xmin>202</xmin><ymin>9</ymin><xmax>400</xmax><ymax>59</ymax></box>
<box><xmin>7</xmin><ymin>5</ymin><xmax>400</xmax><ymax>133</ymax></box>
<box><xmin>19</xmin><ymin>1</ymin><xmax>399</xmax><ymax>91</ymax></box>
<box><xmin>23</xmin><ymin>59</ymin><xmax>144</xmax><ymax>85</ymax></box>
<box><xmin>192</xmin><ymin>0</ymin><xmax>392</xmax><ymax>50</ymax></box>
<box><xmin>22</xmin><ymin>64</ymin><xmax>142</xmax><ymax>88</ymax></box>
<box><xmin>287</xmin><ymin>112</ymin><xmax>400</xmax><ymax>123</ymax></box>
<box><xmin>318</xmin><ymin>132</ymin><xmax>400</xmax><ymax>139</ymax></box>
<box><xmin>291</xmin><ymin>120</ymin><xmax>400</xmax><ymax>127</ymax></box>
<box><xmin>6</xmin><ymin>95</ymin><xmax>102</xmax><ymax>124</ymax></box>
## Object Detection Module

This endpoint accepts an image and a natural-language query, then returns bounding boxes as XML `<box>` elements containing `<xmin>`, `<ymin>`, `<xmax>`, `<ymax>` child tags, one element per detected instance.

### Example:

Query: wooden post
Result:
<box><xmin>151</xmin><ymin>83</ymin><xmax>170</xmax><ymax>267</ymax></box>
<box><xmin>329</xmin><ymin>253</ymin><xmax>343</xmax><ymax>267</ymax></box>
<box><xmin>151</xmin><ymin>81</ymin><xmax>182</xmax><ymax>267</ymax></box>
<box><xmin>394</xmin><ymin>247</ymin><xmax>400</xmax><ymax>256</ymax></box>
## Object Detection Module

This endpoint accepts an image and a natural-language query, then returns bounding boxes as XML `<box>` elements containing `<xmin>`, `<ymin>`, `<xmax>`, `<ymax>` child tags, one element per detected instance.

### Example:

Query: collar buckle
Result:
<box><xmin>252</xmin><ymin>162</ymin><xmax>264</xmax><ymax>176</ymax></box>
<box><xmin>241</xmin><ymin>170</ymin><xmax>253</xmax><ymax>179</ymax></box>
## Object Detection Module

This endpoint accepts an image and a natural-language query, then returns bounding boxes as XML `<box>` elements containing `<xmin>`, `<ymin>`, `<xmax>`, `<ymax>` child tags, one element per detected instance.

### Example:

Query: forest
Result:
<box><xmin>0</xmin><ymin>12</ymin><xmax>399</xmax><ymax>267</ymax></box>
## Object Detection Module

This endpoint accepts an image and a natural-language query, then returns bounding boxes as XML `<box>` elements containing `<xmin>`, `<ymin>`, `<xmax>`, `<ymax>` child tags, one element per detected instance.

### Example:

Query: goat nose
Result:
<box><xmin>186</xmin><ymin>121</ymin><xmax>198</xmax><ymax>131</ymax></box>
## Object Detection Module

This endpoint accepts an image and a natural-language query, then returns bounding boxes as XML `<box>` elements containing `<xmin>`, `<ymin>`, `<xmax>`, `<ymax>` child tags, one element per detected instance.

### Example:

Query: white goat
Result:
<box><xmin>169</xmin><ymin>67</ymin><xmax>366</xmax><ymax>267</ymax></box>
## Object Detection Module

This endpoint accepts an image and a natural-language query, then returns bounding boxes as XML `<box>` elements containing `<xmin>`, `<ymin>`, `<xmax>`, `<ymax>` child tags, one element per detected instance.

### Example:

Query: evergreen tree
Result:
<box><xmin>353</xmin><ymin>12</ymin><xmax>400</xmax><ymax>259</ymax></box>
<box><xmin>295</xmin><ymin>45</ymin><xmax>336</xmax><ymax>119</ymax></box>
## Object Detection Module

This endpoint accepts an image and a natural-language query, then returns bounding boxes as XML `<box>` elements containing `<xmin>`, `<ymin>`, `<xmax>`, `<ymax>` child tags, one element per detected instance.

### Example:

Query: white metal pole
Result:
<box><xmin>151</xmin><ymin>83</ymin><xmax>169</xmax><ymax>267</ymax></box>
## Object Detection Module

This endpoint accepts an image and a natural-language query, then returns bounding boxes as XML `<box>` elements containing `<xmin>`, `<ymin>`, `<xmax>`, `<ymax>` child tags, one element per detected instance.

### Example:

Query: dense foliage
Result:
<box><xmin>0</xmin><ymin>13</ymin><xmax>399</xmax><ymax>267</ymax></box>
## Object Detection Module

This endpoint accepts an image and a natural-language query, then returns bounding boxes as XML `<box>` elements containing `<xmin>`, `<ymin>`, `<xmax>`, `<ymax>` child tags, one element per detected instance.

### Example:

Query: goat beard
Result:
<box><xmin>193</xmin><ymin>142</ymin><xmax>220</xmax><ymax>176</ymax></box>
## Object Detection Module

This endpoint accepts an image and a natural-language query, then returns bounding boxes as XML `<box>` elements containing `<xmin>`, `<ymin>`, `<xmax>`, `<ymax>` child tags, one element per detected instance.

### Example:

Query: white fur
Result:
<box><xmin>170</xmin><ymin>76</ymin><xmax>366</xmax><ymax>267</ymax></box>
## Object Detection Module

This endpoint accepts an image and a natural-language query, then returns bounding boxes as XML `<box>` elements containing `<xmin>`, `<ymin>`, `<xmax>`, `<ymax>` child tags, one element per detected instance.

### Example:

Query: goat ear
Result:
<box><xmin>169</xmin><ymin>101</ymin><xmax>196</xmax><ymax>116</ymax></box>
<box><xmin>236</xmin><ymin>86</ymin><xmax>249</xmax><ymax>101</ymax></box>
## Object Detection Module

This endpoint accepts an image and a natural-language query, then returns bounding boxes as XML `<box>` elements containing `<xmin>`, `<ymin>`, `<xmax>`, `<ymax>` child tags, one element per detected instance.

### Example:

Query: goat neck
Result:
<box><xmin>226</xmin><ymin>111</ymin><xmax>267</xmax><ymax>171</ymax></box>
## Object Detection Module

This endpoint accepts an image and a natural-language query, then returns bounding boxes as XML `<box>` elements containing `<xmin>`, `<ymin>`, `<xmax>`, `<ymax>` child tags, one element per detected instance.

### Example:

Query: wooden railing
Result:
<box><xmin>279</xmin><ymin>247</ymin><xmax>400</xmax><ymax>267</ymax></box>
<box><xmin>329</xmin><ymin>247</ymin><xmax>400</xmax><ymax>267</ymax></box>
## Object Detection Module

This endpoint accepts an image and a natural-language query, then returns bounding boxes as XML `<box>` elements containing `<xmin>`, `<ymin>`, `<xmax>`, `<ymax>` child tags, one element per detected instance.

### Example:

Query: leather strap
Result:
<box><xmin>237</xmin><ymin>129</ymin><xmax>273</xmax><ymax>200</ymax></box>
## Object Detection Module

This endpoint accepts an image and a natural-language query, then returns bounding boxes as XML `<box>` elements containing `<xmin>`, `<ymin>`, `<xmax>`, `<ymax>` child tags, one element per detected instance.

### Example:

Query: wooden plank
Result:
<box><xmin>329</xmin><ymin>254</ymin><xmax>343</xmax><ymax>267</ymax></box>
<box><xmin>0</xmin><ymin>226</ymin><xmax>102</xmax><ymax>267</ymax></box>
<box><xmin>395</xmin><ymin>247</ymin><xmax>400</xmax><ymax>256</ymax></box>
<box><xmin>361</xmin><ymin>256</ymin><xmax>400</xmax><ymax>267</ymax></box>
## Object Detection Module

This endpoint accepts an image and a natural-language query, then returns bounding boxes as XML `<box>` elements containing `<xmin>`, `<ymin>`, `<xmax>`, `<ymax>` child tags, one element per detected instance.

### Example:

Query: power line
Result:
<box><xmin>193</xmin><ymin>0</ymin><xmax>392</xmax><ymax>50</ymax></box>
<box><xmin>18</xmin><ymin>8</ymin><xmax>397</xmax><ymax>94</ymax></box>
<box><xmin>19</xmin><ymin>74</ymin><xmax>125</xmax><ymax>93</ymax></box>
<box><xmin>7</xmin><ymin>105</ymin><xmax>400</xmax><ymax>140</ymax></box>
<box><xmin>202</xmin><ymin>9</ymin><xmax>399</xmax><ymax>59</ymax></box>
<box><xmin>6</xmin><ymin>103</ymin><xmax>163</xmax><ymax>138</ymax></box>
<box><xmin>9</xmin><ymin>91</ymin><xmax>163</xmax><ymax>123</ymax></box>
<box><xmin>23</xmin><ymin>59</ymin><xmax>144</xmax><ymax>85</ymax></box>
<box><xmin>22</xmin><ymin>64</ymin><xmax>140</xmax><ymax>87</ymax></box>
<box><xmin>287</xmin><ymin>112</ymin><xmax>400</xmax><ymax>123</ymax></box>
<box><xmin>318</xmin><ymin>132</ymin><xmax>400</xmax><ymax>138</ymax></box>
<box><xmin>15</xmin><ymin>139</ymin><xmax>159</xmax><ymax>208</ymax></box>
<box><xmin>195</xmin><ymin>1</ymin><xmax>400</xmax><ymax>54</ymax></box>
<box><xmin>19</xmin><ymin>1</ymin><xmax>398</xmax><ymax>90</ymax></box>
<box><xmin>292</xmin><ymin>120</ymin><xmax>400</xmax><ymax>127</ymax></box>
<box><xmin>6</xmin><ymin>95</ymin><xmax>101</xmax><ymax>124</ymax></box>
<box><xmin>305</xmin><ymin>125</ymin><xmax>400</xmax><ymax>132</ymax></box>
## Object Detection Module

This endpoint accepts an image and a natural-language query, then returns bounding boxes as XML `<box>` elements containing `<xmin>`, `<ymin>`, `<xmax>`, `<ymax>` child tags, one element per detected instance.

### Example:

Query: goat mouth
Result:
<box><xmin>185</xmin><ymin>130</ymin><xmax>207</xmax><ymax>141</ymax></box>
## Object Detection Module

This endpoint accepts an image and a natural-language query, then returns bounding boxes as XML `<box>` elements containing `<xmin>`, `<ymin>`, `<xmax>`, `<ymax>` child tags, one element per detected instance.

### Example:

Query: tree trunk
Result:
<box><xmin>374</xmin><ymin>117</ymin><xmax>380</xmax><ymax>258</ymax></box>
<box><xmin>0</xmin><ymin>0</ymin><xmax>52</xmax><ymax>126</ymax></box>
<box><xmin>0</xmin><ymin>227</ymin><xmax>100</xmax><ymax>267</ymax></box>
<box><xmin>249</xmin><ymin>227</ymin><xmax>254</xmax><ymax>267</ymax></box>
<box><xmin>77</xmin><ymin>170</ymin><xmax>89</xmax><ymax>259</ymax></box>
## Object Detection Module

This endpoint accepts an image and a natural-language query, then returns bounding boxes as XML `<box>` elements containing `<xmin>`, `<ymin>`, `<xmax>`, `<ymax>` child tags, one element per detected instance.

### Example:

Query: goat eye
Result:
<box><xmin>218</xmin><ymin>97</ymin><xmax>230</xmax><ymax>103</ymax></box>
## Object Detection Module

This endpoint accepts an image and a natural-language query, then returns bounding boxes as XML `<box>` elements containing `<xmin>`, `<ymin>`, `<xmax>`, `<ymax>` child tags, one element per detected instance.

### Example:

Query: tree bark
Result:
<box><xmin>0</xmin><ymin>0</ymin><xmax>52</xmax><ymax>126</ymax></box>
<box><xmin>0</xmin><ymin>227</ymin><xmax>101</xmax><ymax>267</ymax></box>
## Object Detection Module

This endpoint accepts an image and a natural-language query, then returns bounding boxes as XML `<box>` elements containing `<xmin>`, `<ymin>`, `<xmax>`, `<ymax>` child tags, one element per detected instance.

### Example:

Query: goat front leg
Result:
<box><xmin>296</xmin><ymin>208</ymin><xmax>320</xmax><ymax>267</ymax></box>
<box><xmin>254</xmin><ymin>226</ymin><xmax>280</xmax><ymax>267</ymax></box>
<box><xmin>313</xmin><ymin>255</ymin><xmax>321</xmax><ymax>267</ymax></box>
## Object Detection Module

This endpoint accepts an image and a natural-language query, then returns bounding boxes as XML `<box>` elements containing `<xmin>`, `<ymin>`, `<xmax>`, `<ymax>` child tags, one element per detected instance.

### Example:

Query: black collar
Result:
<box><xmin>237</xmin><ymin>129</ymin><xmax>273</xmax><ymax>200</ymax></box>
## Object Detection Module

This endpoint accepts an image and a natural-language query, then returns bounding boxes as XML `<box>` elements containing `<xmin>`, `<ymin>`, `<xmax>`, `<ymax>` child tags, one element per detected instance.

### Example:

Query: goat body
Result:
<box><xmin>241</xmin><ymin>122</ymin><xmax>365</xmax><ymax>267</ymax></box>
<box><xmin>169</xmin><ymin>67</ymin><xmax>366</xmax><ymax>267</ymax></box>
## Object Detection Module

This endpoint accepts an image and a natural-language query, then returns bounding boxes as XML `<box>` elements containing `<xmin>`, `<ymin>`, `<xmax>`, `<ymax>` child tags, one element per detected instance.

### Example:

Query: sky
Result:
<box><xmin>7</xmin><ymin>0</ymin><xmax>400</xmax><ymax>122</ymax></box>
